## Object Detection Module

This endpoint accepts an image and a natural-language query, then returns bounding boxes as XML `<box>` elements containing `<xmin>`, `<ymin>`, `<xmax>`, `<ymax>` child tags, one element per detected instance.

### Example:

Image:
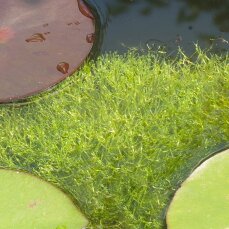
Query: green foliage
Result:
<box><xmin>167</xmin><ymin>149</ymin><xmax>229</xmax><ymax>229</ymax></box>
<box><xmin>0</xmin><ymin>169</ymin><xmax>87</xmax><ymax>229</ymax></box>
<box><xmin>56</xmin><ymin>225</ymin><xmax>68</xmax><ymax>229</ymax></box>
<box><xmin>0</xmin><ymin>50</ymin><xmax>228</xmax><ymax>228</ymax></box>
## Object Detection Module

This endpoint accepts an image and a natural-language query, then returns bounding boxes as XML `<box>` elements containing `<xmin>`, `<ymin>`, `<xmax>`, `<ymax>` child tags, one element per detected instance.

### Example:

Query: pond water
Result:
<box><xmin>0</xmin><ymin>0</ymin><xmax>228</xmax><ymax>103</ymax></box>
<box><xmin>89</xmin><ymin>0</ymin><xmax>229</xmax><ymax>54</ymax></box>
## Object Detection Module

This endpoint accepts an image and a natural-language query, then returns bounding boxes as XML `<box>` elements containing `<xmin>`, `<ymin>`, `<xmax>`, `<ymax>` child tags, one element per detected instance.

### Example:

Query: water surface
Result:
<box><xmin>88</xmin><ymin>0</ymin><xmax>229</xmax><ymax>54</ymax></box>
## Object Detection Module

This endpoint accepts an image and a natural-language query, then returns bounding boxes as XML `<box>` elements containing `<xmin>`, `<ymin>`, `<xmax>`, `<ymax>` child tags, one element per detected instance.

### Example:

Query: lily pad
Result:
<box><xmin>0</xmin><ymin>169</ymin><xmax>88</xmax><ymax>229</ymax></box>
<box><xmin>166</xmin><ymin>149</ymin><xmax>229</xmax><ymax>229</ymax></box>
<box><xmin>0</xmin><ymin>0</ymin><xmax>95</xmax><ymax>103</ymax></box>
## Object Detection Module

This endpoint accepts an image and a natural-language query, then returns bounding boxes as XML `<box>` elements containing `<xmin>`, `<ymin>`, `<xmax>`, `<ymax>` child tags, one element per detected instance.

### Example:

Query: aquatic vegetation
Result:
<box><xmin>0</xmin><ymin>50</ymin><xmax>228</xmax><ymax>228</ymax></box>
<box><xmin>167</xmin><ymin>149</ymin><xmax>229</xmax><ymax>229</ymax></box>
<box><xmin>0</xmin><ymin>169</ymin><xmax>88</xmax><ymax>228</ymax></box>
<box><xmin>0</xmin><ymin>0</ymin><xmax>95</xmax><ymax>103</ymax></box>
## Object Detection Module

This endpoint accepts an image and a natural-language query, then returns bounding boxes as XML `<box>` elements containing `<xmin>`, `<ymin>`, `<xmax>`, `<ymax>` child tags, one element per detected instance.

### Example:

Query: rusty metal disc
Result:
<box><xmin>0</xmin><ymin>0</ymin><xmax>95</xmax><ymax>103</ymax></box>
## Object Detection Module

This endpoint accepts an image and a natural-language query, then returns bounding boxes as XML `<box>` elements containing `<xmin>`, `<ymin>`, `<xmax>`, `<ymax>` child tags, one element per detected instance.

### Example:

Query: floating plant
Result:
<box><xmin>0</xmin><ymin>0</ymin><xmax>95</xmax><ymax>103</ymax></box>
<box><xmin>0</xmin><ymin>169</ymin><xmax>88</xmax><ymax>228</ymax></box>
<box><xmin>166</xmin><ymin>149</ymin><xmax>229</xmax><ymax>229</ymax></box>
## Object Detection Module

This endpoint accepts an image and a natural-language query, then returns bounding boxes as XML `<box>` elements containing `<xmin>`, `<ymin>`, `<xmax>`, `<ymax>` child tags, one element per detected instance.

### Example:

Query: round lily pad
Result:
<box><xmin>0</xmin><ymin>0</ymin><xmax>95</xmax><ymax>103</ymax></box>
<box><xmin>166</xmin><ymin>149</ymin><xmax>229</xmax><ymax>229</ymax></box>
<box><xmin>0</xmin><ymin>169</ymin><xmax>88</xmax><ymax>229</ymax></box>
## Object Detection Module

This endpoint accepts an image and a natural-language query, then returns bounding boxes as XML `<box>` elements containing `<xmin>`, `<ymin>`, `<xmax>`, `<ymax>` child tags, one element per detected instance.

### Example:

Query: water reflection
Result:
<box><xmin>105</xmin><ymin>0</ymin><xmax>169</xmax><ymax>16</ymax></box>
<box><xmin>177</xmin><ymin>0</ymin><xmax>229</xmax><ymax>32</ymax></box>
<box><xmin>102</xmin><ymin>0</ymin><xmax>229</xmax><ymax>32</ymax></box>
<box><xmin>86</xmin><ymin>0</ymin><xmax>229</xmax><ymax>54</ymax></box>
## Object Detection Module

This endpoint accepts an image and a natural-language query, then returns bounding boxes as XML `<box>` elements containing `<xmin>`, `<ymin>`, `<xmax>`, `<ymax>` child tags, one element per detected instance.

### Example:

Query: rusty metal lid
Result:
<box><xmin>0</xmin><ymin>0</ymin><xmax>95</xmax><ymax>103</ymax></box>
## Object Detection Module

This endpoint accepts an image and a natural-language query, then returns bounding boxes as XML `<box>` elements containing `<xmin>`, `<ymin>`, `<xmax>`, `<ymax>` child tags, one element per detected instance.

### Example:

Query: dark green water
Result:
<box><xmin>88</xmin><ymin>0</ymin><xmax>229</xmax><ymax>54</ymax></box>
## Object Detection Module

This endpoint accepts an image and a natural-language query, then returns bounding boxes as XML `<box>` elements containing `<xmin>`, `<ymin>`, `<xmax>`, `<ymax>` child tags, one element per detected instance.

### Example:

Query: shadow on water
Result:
<box><xmin>86</xmin><ymin>0</ymin><xmax>229</xmax><ymax>55</ymax></box>
<box><xmin>84</xmin><ymin>0</ymin><xmax>108</xmax><ymax>57</ymax></box>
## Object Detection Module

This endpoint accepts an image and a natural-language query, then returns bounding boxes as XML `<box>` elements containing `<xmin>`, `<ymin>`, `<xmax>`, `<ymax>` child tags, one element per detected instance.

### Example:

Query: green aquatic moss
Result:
<box><xmin>0</xmin><ymin>50</ymin><xmax>228</xmax><ymax>228</ymax></box>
